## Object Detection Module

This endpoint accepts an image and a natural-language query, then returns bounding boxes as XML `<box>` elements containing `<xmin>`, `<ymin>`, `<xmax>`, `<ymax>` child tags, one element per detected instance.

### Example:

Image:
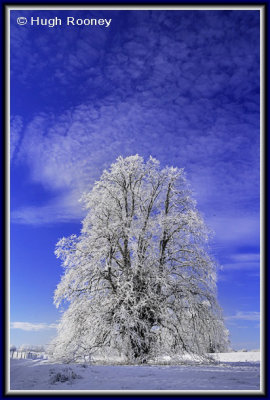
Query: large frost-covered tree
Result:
<box><xmin>52</xmin><ymin>155</ymin><xmax>228</xmax><ymax>363</ymax></box>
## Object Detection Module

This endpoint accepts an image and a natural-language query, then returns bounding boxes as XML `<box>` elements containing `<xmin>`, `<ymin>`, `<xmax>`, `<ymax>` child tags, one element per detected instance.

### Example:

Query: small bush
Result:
<box><xmin>49</xmin><ymin>367</ymin><xmax>81</xmax><ymax>384</ymax></box>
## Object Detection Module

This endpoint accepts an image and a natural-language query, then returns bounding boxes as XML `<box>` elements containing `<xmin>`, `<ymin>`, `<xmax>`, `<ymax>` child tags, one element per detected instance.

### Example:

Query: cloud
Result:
<box><xmin>221</xmin><ymin>252</ymin><xmax>260</xmax><ymax>271</ymax></box>
<box><xmin>10</xmin><ymin>185</ymin><xmax>86</xmax><ymax>224</ymax></box>
<box><xmin>10</xmin><ymin>322</ymin><xmax>58</xmax><ymax>331</ymax></box>
<box><xmin>10</xmin><ymin>116</ymin><xmax>23</xmax><ymax>161</ymax></box>
<box><xmin>10</xmin><ymin>11</ymin><xmax>260</xmax><ymax>227</ymax></box>
<box><xmin>10</xmin><ymin>10</ymin><xmax>110</xmax><ymax>93</ymax></box>
<box><xmin>207</xmin><ymin>215</ymin><xmax>260</xmax><ymax>252</ymax></box>
<box><xmin>10</xmin><ymin>10</ymin><xmax>260</xmax><ymax>112</ymax></box>
<box><xmin>11</xmin><ymin>201</ymin><xmax>84</xmax><ymax>225</ymax></box>
<box><xmin>12</xmin><ymin>95</ymin><xmax>259</xmax><ymax>225</ymax></box>
<box><xmin>225</xmin><ymin>311</ymin><xmax>260</xmax><ymax>322</ymax></box>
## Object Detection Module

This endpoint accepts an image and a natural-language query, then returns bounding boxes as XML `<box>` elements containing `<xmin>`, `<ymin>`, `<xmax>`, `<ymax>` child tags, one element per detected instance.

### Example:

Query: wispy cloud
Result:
<box><xmin>10</xmin><ymin>322</ymin><xmax>58</xmax><ymax>331</ymax></box>
<box><xmin>12</xmin><ymin>97</ymin><xmax>259</xmax><ymax>225</ymax></box>
<box><xmin>208</xmin><ymin>216</ymin><xmax>260</xmax><ymax>246</ymax></box>
<box><xmin>11</xmin><ymin>203</ymin><xmax>84</xmax><ymax>225</ymax></box>
<box><xmin>225</xmin><ymin>311</ymin><xmax>260</xmax><ymax>322</ymax></box>
<box><xmin>10</xmin><ymin>115</ymin><xmax>23</xmax><ymax>161</ymax></box>
<box><xmin>11</xmin><ymin>191</ymin><xmax>85</xmax><ymax>225</ymax></box>
<box><xmin>221</xmin><ymin>252</ymin><xmax>260</xmax><ymax>271</ymax></box>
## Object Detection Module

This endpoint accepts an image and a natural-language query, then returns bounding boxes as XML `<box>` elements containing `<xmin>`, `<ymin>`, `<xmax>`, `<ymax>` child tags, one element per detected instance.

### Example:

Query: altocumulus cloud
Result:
<box><xmin>10</xmin><ymin>10</ymin><xmax>260</xmax><ymax>227</ymax></box>
<box><xmin>12</xmin><ymin>97</ymin><xmax>259</xmax><ymax>226</ymax></box>
<box><xmin>11</xmin><ymin>322</ymin><xmax>58</xmax><ymax>331</ymax></box>
<box><xmin>10</xmin><ymin>10</ymin><xmax>260</xmax><ymax>107</ymax></box>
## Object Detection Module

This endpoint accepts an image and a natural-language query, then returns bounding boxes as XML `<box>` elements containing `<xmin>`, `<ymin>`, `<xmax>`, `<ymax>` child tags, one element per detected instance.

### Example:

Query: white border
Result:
<box><xmin>259</xmin><ymin>4</ymin><xmax>265</xmax><ymax>393</ymax></box>
<box><xmin>6</xmin><ymin>4</ymin><xmax>265</xmax><ymax>396</ymax></box>
<box><xmin>7</xmin><ymin>5</ymin><xmax>263</xmax><ymax>10</ymax></box>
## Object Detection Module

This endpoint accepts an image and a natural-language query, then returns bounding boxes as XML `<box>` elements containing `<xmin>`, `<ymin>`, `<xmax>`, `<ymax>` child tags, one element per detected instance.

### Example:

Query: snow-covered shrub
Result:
<box><xmin>49</xmin><ymin>367</ymin><xmax>81</xmax><ymax>384</ymax></box>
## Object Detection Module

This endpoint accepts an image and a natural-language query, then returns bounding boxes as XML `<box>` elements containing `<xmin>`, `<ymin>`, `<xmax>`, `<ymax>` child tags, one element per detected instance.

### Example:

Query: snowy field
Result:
<box><xmin>9</xmin><ymin>352</ymin><xmax>261</xmax><ymax>392</ymax></box>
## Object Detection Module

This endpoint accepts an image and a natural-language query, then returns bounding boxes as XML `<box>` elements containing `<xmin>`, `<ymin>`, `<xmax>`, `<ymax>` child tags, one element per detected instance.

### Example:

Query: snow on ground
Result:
<box><xmin>9</xmin><ymin>352</ymin><xmax>260</xmax><ymax>392</ymax></box>
<box><xmin>211</xmin><ymin>351</ymin><xmax>260</xmax><ymax>363</ymax></box>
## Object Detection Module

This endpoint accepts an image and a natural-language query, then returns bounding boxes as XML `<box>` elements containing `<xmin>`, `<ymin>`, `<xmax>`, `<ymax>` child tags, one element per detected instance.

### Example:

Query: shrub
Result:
<box><xmin>49</xmin><ymin>367</ymin><xmax>81</xmax><ymax>384</ymax></box>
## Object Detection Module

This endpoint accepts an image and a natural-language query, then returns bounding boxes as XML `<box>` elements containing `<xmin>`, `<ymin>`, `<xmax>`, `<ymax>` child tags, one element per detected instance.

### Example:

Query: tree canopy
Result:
<box><xmin>52</xmin><ymin>155</ymin><xmax>228</xmax><ymax>363</ymax></box>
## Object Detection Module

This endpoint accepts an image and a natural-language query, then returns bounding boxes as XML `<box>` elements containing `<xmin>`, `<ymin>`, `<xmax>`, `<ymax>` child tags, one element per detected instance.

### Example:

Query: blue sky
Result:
<box><xmin>10</xmin><ymin>8</ymin><xmax>260</xmax><ymax>350</ymax></box>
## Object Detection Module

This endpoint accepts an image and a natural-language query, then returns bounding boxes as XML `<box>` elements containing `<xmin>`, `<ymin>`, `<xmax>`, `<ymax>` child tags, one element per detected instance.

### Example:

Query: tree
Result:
<box><xmin>19</xmin><ymin>344</ymin><xmax>45</xmax><ymax>352</ymax></box>
<box><xmin>52</xmin><ymin>155</ymin><xmax>229</xmax><ymax>363</ymax></box>
<box><xmin>10</xmin><ymin>344</ymin><xmax>16</xmax><ymax>358</ymax></box>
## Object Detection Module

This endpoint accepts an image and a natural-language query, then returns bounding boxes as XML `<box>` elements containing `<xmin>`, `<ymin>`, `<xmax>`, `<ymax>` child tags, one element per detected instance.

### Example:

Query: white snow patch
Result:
<box><xmin>9</xmin><ymin>352</ymin><xmax>261</xmax><ymax>392</ymax></box>
<box><xmin>211</xmin><ymin>351</ymin><xmax>260</xmax><ymax>363</ymax></box>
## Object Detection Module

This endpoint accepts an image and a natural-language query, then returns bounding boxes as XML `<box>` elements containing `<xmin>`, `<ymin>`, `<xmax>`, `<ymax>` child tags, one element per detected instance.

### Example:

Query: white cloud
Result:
<box><xmin>11</xmin><ymin>191</ymin><xmax>85</xmax><ymax>225</ymax></box>
<box><xmin>225</xmin><ymin>311</ymin><xmax>260</xmax><ymax>322</ymax></box>
<box><xmin>11</xmin><ymin>322</ymin><xmax>58</xmax><ymax>331</ymax></box>
<box><xmin>10</xmin><ymin>115</ymin><xmax>23</xmax><ymax>161</ymax></box>
<box><xmin>12</xmin><ymin>96</ymin><xmax>259</xmax><ymax>226</ymax></box>
<box><xmin>207</xmin><ymin>216</ymin><xmax>260</xmax><ymax>250</ymax></box>
<box><xmin>221</xmin><ymin>252</ymin><xmax>260</xmax><ymax>271</ymax></box>
<box><xmin>11</xmin><ymin>202</ymin><xmax>84</xmax><ymax>225</ymax></box>
<box><xmin>10</xmin><ymin>12</ymin><xmax>259</xmax><ymax>227</ymax></box>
